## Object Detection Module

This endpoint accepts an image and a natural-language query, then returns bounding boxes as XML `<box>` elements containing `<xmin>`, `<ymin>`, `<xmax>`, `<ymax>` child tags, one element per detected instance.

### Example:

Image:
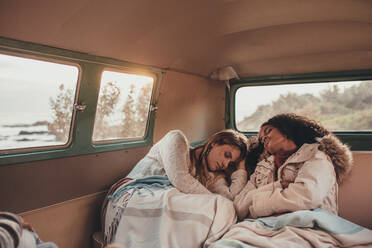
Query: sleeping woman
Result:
<box><xmin>234</xmin><ymin>113</ymin><xmax>353</xmax><ymax>220</ymax></box>
<box><xmin>103</xmin><ymin>129</ymin><xmax>254</xmax><ymax>248</ymax></box>
<box><xmin>125</xmin><ymin>129</ymin><xmax>250</xmax><ymax>199</ymax></box>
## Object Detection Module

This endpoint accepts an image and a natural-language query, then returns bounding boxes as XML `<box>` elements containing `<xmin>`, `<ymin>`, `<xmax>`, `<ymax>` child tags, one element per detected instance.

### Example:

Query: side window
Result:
<box><xmin>235</xmin><ymin>80</ymin><xmax>372</xmax><ymax>132</ymax></box>
<box><xmin>0</xmin><ymin>53</ymin><xmax>79</xmax><ymax>152</ymax></box>
<box><xmin>92</xmin><ymin>70</ymin><xmax>154</xmax><ymax>143</ymax></box>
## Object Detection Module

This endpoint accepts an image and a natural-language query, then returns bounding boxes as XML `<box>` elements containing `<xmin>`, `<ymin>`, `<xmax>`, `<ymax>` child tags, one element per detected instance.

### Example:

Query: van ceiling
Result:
<box><xmin>0</xmin><ymin>0</ymin><xmax>372</xmax><ymax>78</ymax></box>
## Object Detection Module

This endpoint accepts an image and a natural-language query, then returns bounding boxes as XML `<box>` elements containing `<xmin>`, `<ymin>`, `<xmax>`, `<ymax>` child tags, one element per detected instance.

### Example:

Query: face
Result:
<box><xmin>206</xmin><ymin>144</ymin><xmax>241</xmax><ymax>172</ymax></box>
<box><xmin>258</xmin><ymin>125</ymin><xmax>297</xmax><ymax>155</ymax></box>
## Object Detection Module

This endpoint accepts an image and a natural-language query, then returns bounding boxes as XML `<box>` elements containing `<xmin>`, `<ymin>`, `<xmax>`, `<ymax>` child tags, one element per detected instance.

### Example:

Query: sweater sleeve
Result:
<box><xmin>158</xmin><ymin>130</ymin><xmax>211</xmax><ymax>194</ymax></box>
<box><xmin>233</xmin><ymin>167</ymin><xmax>259</xmax><ymax>218</ymax></box>
<box><xmin>249</xmin><ymin>153</ymin><xmax>336</xmax><ymax>218</ymax></box>
<box><xmin>0</xmin><ymin>212</ymin><xmax>22</xmax><ymax>248</ymax></box>
<box><xmin>208</xmin><ymin>169</ymin><xmax>247</xmax><ymax>200</ymax></box>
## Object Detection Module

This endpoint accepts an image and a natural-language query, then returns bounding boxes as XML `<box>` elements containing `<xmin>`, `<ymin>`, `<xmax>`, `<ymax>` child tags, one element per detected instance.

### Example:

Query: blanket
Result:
<box><xmin>104</xmin><ymin>176</ymin><xmax>237</xmax><ymax>248</ymax></box>
<box><xmin>210</xmin><ymin>208</ymin><xmax>372</xmax><ymax>248</ymax></box>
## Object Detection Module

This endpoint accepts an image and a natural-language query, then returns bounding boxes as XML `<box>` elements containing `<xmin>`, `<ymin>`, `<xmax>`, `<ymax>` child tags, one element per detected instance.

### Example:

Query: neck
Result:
<box><xmin>274</xmin><ymin>148</ymin><xmax>297</xmax><ymax>168</ymax></box>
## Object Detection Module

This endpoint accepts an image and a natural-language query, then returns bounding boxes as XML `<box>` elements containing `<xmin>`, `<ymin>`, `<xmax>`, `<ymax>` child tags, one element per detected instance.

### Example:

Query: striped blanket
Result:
<box><xmin>210</xmin><ymin>208</ymin><xmax>372</xmax><ymax>248</ymax></box>
<box><xmin>103</xmin><ymin>176</ymin><xmax>237</xmax><ymax>248</ymax></box>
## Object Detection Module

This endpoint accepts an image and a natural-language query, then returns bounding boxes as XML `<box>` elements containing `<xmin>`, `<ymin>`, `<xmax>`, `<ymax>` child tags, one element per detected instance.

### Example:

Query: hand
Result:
<box><xmin>234</xmin><ymin>190</ymin><xmax>254</xmax><ymax>221</ymax></box>
<box><xmin>280</xmin><ymin>180</ymin><xmax>290</xmax><ymax>189</ymax></box>
<box><xmin>20</xmin><ymin>217</ymin><xmax>33</xmax><ymax>231</ymax></box>
<box><xmin>237</xmin><ymin>160</ymin><xmax>246</xmax><ymax>170</ymax></box>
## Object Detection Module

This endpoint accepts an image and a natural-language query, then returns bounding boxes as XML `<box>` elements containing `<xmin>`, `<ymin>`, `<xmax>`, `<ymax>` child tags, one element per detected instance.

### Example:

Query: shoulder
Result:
<box><xmin>156</xmin><ymin>130</ymin><xmax>189</xmax><ymax>151</ymax></box>
<box><xmin>162</xmin><ymin>130</ymin><xmax>188</xmax><ymax>145</ymax></box>
<box><xmin>317</xmin><ymin>135</ymin><xmax>353</xmax><ymax>184</ymax></box>
<box><xmin>300</xmin><ymin>147</ymin><xmax>336</xmax><ymax>176</ymax></box>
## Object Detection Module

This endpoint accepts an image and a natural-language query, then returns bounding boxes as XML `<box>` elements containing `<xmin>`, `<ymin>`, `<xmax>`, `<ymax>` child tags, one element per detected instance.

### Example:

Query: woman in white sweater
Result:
<box><xmin>127</xmin><ymin>129</ymin><xmax>251</xmax><ymax>200</ymax></box>
<box><xmin>103</xmin><ymin>129</ymin><xmax>253</xmax><ymax>247</ymax></box>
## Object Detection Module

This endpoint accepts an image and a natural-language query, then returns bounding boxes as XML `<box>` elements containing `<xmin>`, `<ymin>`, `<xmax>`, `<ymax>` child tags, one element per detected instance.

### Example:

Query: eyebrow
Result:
<box><xmin>263</xmin><ymin>126</ymin><xmax>271</xmax><ymax>135</ymax></box>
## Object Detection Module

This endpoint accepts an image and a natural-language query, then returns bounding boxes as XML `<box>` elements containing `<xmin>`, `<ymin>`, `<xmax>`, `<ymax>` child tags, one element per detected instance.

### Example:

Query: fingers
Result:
<box><xmin>237</xmin><ymin>160</ymin><xmax>246</xmax><ymax>170</ymax></box>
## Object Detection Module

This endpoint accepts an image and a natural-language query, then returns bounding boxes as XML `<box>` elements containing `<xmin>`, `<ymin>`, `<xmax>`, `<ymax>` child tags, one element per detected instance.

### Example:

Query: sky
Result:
<box><xmin>235</xmin><ymin>80</ymin><xmax>363</xmax><ymax>122</ymax></box>
<box><xmin>0</xmin><ymin>52</ymin><xmax>367</xmax><ymax>126</ymax></box>
<box><xmin>0</xmin><ymin>53</ymin><xmax>153</xmax><ymax>125</ymax></box>
<box><xmin>0</xmin><ymin>53</ymin><xmax>78</xmax><ymax>125</ymax></box>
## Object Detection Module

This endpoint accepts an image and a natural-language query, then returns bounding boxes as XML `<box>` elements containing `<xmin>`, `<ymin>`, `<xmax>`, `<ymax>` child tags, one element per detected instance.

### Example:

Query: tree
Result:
<box><xmin>93</xmin><ymin>82</ymin><xmax>121</xmax><ymax>140</ymax></box>
<box><xmin>48</xmin><ymin>84</ymin><xmax>74</xmax><ymax>142</ymax></box>
<box><xmin>237</xmin><ymin>82</ymin><xmax>372</xmax><ymax>131</ymax></box>
<box><xmin>134</xmin><ymin>83</ymin><xmax>152</xmax><ymax>136</ymax></box>
<box><xmin>121</xmin><ymin>84</ymin><xmax>137</xmax><ymax>137</ymax></box>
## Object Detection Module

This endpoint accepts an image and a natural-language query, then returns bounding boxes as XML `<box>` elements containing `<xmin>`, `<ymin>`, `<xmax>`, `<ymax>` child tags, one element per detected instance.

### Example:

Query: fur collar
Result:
<box><xmin>317</xmin><ymin>134</ymin><xmax>353</xmax><ymax>185</ymax></box>
<box><xmin>246</xmin><ymin>134</ymin><xmax>353</xmax><ymax>185</ymax></box>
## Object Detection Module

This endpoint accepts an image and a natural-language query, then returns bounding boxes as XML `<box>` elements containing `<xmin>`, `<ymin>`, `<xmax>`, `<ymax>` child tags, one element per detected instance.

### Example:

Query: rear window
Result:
<box><xmin>235</xmin><ymin>80</ymin><xmax>372</xmax><ymax>132</ymax></box>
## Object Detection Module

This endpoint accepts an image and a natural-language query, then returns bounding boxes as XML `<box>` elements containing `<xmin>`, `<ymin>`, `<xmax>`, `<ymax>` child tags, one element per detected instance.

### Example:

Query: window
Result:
<box><xmin>0</xmin><ymin>53</ymin><xmax>79</xmax><ymax>152</ymax></box>
<box><xmin>0</xmin><ymin>37</ymin><xmax>161</xmax><ymax>165</ymax></box>
<box><xmin>230</xmin><ymin>71</ymin><xmax>372</xmax><ymax>151</ymax></box>
<box><xmin>235</xmin><ymin>80</ymin><xmax>372</xmax><ymax>132</ymax></box>
<box><xmin>92</xmin><ymin>70</ymin><xmax>154</xmax><ymax>143</ymax></box>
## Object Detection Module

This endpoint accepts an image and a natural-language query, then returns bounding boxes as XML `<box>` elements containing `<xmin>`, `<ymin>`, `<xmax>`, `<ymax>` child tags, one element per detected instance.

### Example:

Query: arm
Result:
<box><xmin>233</xmin><ymin>158</ymin><xmax>280</xmax><ymax>220</ymax></box>
<box><xmin>234</xmin><ymin>181</ymin><xmax>281</xmax><ymax>220</ymax></box>
<box><xmin>233</xmin><ymin>166</ymin><xmax>259</xmax><ymax>220</ymax></box>
<box><xmin>249</xmin><ymin>154</ymin><xmax>336</xmax><ymax>218</ymax></box>
<box><xmin>0</xmin><ymin>212</ymin><xmax>22</xmax><ymax>248</ymax></box>
<box><xmin>208</xmin><ymin>167</ymin><xmax>247</xmax><ymax>200</ymax></box>
<box><xmin>158</xmin><ymin>130</ymin><xmax>211</xmax><ymax>194</ymax></box>
<box><xmin>230</xmin><ymin>160</ymin><xmax>249</xmax><ymax>196</ymax></box>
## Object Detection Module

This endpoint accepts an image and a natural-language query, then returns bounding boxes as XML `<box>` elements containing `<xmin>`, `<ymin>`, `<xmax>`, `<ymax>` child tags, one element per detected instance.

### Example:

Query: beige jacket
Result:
<box><xmin>234</xmin><ymin>134</ymin><xmax>353</xmax><ymax>220</ymax></box>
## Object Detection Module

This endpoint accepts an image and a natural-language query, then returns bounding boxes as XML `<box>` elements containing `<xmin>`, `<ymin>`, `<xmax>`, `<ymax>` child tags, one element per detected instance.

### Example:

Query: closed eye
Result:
<box><xmin>225</xmin><ymin>152</ymin><xmax>232</xmax><ymax>159</ymax></box>
<box><xmin>264</xmin><ymin>127</ymin><xmax>272</xmax><ymax>135</ymax></box>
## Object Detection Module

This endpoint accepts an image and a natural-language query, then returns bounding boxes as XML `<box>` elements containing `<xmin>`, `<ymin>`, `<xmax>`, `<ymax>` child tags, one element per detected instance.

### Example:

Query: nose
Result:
<box><xmin>261</xmin><ymin>135</ymin><xmax>268</xmax><ymax>144</ymax></box>
<box><xmin>259</xmin><ymin>134</ymin><xmax>264</xmax><ymax>143</ymax></box>
<box><xmin>222</xmin><ymin>159</ymin><xmax>230</xmax><ymax>169</ymax></box>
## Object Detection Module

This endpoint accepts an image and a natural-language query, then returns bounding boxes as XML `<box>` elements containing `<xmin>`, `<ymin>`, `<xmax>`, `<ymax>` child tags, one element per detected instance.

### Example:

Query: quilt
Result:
<box><xmin>104</xmin><ymin>176</ymin><xmax>237</xmax><ymax>248</ymax></box>
<box><xmin>210</xmin><ymin>208</ymin><xmax>372</xmax><ymax>248</ymax></box>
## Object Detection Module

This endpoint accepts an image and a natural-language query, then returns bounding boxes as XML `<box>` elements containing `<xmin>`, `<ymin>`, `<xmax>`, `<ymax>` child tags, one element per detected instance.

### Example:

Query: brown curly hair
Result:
<box><xmin>261</xmin><ymin>113</ymin><xmax>330</xmax><ymax>148</ymax></box>
<box><xmin>245</xmin><ymin>113</ymin><xmax>331</xmax><ymax>175</ymax></box>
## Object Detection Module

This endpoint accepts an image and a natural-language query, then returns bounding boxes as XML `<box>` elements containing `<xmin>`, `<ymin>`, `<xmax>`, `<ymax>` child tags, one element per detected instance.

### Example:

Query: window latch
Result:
<box><xmin>150</xmin><ymin>104</ymin><xmax>158</xmax><ymax>112</ymax></box>
<box><xmin>74</xmin><ymin>103</ymin><xmax>87</xmax><ymax>112</ymax></box>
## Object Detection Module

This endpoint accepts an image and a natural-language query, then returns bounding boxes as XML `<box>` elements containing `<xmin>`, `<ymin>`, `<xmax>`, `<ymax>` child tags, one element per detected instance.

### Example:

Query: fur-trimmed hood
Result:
<box><xmin>317</xmin><ymin>134</ymin><xmax>353</xmax><ymax>185</ymax></box>
<box><xmin>245</xmin><ymin>134</ymin><xmax>353</xmax><ymax>185</ymax></box>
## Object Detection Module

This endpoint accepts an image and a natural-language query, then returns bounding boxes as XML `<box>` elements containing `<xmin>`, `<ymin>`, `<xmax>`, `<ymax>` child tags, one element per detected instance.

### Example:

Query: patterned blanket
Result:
<box><xmin>103</xmin><ymin>176</ymin><xmax>237</xmax><ymax>248</ymax></box>
<box><xmin>210</xmin><ymin>208</ymin><xmax>372</xmax><ymax>248</ymax></box>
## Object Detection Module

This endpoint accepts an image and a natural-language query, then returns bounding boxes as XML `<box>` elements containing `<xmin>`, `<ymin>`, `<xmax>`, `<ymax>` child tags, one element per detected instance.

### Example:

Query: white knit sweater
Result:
<box><xmin>127</xmin><ymin>130</ymin><xmax>247</xmax><ymax>200</ymax></box>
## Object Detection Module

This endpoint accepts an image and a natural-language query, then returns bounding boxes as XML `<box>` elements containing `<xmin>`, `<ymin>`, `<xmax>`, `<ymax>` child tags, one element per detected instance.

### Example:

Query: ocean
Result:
<box><xmin>0</xmin><ymin>115</ymin><xmax>63</xmax><ymax>150</ymax></box>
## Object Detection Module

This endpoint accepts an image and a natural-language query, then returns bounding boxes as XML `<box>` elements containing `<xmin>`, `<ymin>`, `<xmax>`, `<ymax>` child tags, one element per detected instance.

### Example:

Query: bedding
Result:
<box><xmin>102</xmin><ymin>176</ymin><xmax>372</xmax><ymax>248</ymax></box>
<box><xmin>210</xmin><ymin>208</ymin><xmax>372</xmax><ymax>248</ymax></box>
<box><xmin>103</xmin><ymin>176</ymin><xmax>236</xmax><ymax>248</ymax></box>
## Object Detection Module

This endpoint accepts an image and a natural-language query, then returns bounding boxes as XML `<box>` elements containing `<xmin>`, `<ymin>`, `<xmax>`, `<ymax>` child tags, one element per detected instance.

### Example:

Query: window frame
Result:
<box><xmin>226</xmin><ymin>70</ymin><xmax>372</xmax><ymax>151</ymax></box>
<box><xmin>0</xmin><ymin>37</ymin><xmax>163</xmax><ymax>166</ymax></box>
<box><xmin>91</xmin><ymin>67</ymin><xmax>156</xmax><ymax>145</ymax></box>
<box><xmin>0</xmin><ymin>49</ymin><xmax>81</xmax><ymax>153</ymax></box>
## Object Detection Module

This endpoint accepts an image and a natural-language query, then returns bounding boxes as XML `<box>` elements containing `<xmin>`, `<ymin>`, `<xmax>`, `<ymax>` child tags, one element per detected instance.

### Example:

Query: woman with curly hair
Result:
<box><xmin>234</xmin><ymin>113</ymin><xmax>353</xmax><ymax>220</ymax></box>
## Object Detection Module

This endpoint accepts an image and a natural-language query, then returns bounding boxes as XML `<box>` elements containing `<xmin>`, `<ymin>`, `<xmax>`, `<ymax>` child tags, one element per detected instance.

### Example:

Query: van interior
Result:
<box><xmin>0</xmin><ymin>0</ymin><xmax>372</xmax><ymax>247</ymax></box>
